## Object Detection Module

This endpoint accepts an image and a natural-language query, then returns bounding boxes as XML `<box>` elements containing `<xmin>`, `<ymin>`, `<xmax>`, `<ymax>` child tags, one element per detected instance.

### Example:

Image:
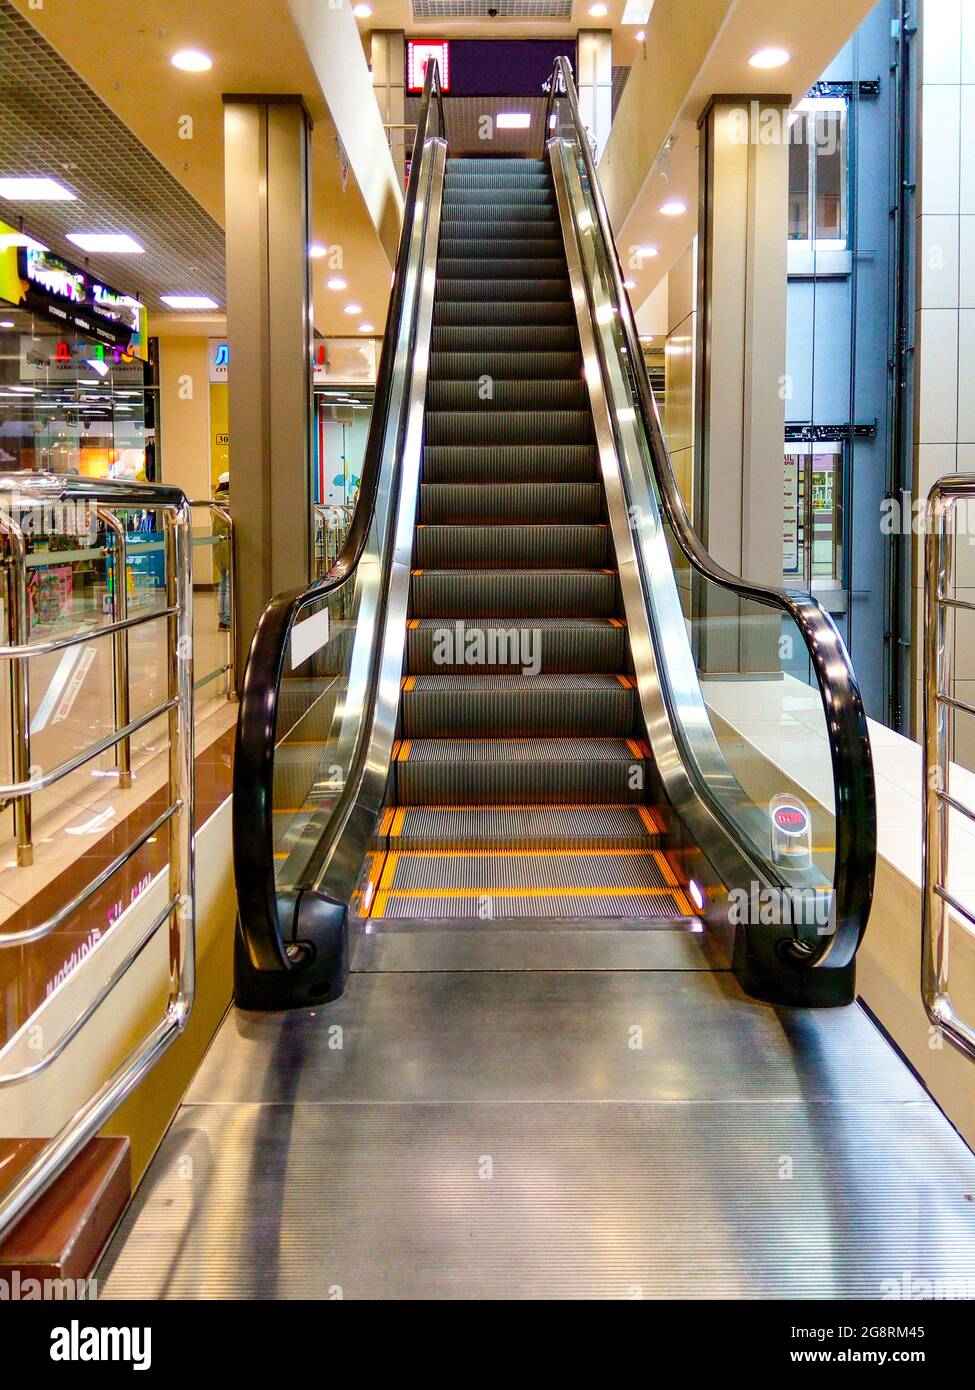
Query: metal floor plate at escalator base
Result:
<box><xmin>98</xmin><ymin>1099</ymin><xmax>975</xmax><ymax>1300</ymax></box>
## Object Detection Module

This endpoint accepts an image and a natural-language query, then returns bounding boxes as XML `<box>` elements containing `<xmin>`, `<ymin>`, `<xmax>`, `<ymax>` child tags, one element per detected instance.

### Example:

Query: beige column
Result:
<box><xmin>695</xmin><ymin>95</ymin><xmax>790</xmax><ymax>672</ymax></box>
<box><xmin>223</xmin><ymin>96</ymin><xmax>314</xmax><ymax>665</ymax></box>
<box><xmin>372</xmin><ymin>31</ymin><xmax>406</xmax><ymax>190</ymax></box>
<box><xmin>576</xmin><ymin>30</ymin><xmax>613</xmax><ymax>162</ymax></box>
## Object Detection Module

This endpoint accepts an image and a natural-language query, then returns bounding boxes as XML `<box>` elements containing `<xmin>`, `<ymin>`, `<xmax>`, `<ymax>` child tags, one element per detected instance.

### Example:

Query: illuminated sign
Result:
<box><xmin>407</xmin><ymin>41</ymin><xmax>449</xmax><ymax>92</ymax></box>
<box><xmin>8</xmin><ymin>240</ymin><xmax>147</xmax><ymax>359</ymax></box>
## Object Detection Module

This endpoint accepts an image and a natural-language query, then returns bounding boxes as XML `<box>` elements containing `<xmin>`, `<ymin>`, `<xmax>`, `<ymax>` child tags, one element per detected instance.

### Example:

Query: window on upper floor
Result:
<box><xmin>788</xmin><ymin>97</ymin><xmax>849</xmax><ymax>270</ymax></box>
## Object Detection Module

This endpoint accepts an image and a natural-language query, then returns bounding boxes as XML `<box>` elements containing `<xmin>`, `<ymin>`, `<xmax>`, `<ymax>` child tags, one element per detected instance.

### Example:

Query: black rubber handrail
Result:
<box><xmin>546</xmin><ymin>56</ymin><xmax>876</xmax><ymax>969</ymax></box>
<box><xmin>233</xmin><ymin>61</ymin><xmax>444</xmax><ymax>974</ymax></box>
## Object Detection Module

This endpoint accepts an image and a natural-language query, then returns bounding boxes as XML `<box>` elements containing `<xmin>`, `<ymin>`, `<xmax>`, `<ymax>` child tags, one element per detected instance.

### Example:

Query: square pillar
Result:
<box><xmin>695</xmin><ymin>96</ymin><xmax>790</xmax><ymax>673</ymax></box>
<box><xmin>576</xmin><ymin>30</ymin><xmax>613</xmax><ymax>162</ymax></box>
<box><xmin>372</xmin><ymin>31</ymin><xmax>406</xmax><ymax>190</ymax></box>
<box><xmin>223</xmin><ymin>95</ymin><xmax>314</xmax><ymax>663</ymax></box>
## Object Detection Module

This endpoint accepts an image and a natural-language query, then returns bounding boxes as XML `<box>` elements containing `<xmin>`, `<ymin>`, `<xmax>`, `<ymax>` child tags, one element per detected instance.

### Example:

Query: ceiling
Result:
<box><xmin>3</xmin><ymin>0</ymin><xmax>397</xmax><ymax>337</ymax></box>
<box><xmin>0</xmin><ymin>0</ymin><xmax>225</xmax><ymax>312</ymax></box>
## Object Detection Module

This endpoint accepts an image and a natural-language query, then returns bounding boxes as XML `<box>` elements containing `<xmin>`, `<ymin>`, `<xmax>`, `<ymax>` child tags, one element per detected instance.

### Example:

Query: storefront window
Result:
<box><xmin>783</xmin><ymin>442</ymin><xmax>845</xmax><ymax>588</ymax></box>
<box><xmin>0</xmin><ymin>309</ymin><xmax>156</xmax><ymax>478</ymax></box>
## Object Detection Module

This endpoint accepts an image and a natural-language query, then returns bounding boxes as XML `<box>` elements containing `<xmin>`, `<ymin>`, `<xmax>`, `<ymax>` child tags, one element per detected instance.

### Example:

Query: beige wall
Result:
<box><xmin>157</xmin><ymin>335</ymin><xmax>212</xmax><ymax>503</ymax></box>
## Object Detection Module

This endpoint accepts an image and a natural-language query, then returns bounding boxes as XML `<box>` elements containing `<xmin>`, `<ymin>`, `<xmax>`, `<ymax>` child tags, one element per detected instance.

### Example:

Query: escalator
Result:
<box><xmin>376</xmin><ymin>154</ymin><xmax>690</xmax><ymax>922</ymax></box>
<box><xmin>232</xmin><ymin>57</ymin><xmax>876</xmax><ymax>1011</ymax></box>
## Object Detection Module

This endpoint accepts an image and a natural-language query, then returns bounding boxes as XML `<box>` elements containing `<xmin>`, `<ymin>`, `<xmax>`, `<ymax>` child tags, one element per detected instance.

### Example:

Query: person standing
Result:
<box><xmin>213</xmin><ymin>472</ymin><xmax>231</xmax><ymax>631</ymax></box>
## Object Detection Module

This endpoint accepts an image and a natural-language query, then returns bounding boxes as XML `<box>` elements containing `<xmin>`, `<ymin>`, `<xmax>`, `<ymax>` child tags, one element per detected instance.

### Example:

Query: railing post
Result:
<box><xmin>0</xmin><ymin>511</ymin><xmax>32</xmax><ymax>865</ymax></box>
<box><xmin>165</xmin><ymin>499</ymin><xmax>196</xmax><ymax>1016</ymax></box>
<box><xmin>97</xmin><ymin>506</ymin><xmax>132</xmax><ymax>788</ymax></box>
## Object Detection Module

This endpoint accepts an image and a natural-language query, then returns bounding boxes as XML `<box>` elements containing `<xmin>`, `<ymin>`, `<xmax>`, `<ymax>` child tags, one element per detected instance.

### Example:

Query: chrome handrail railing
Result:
<box><xmin>545</xmin><ymin>55</ymin><xmax>876</xmax><ymax>970</ymax></box>
<box><xmin>0</xmin><ymin>472</ymin><xmax>195</xmax><ymax>1243</ymax></box>
<box><xmin>923</xmin><ymin>476</ymin><xmax>975</xmax><ymax>1061</ymax></box>
<box><xmin>190</xmin><ymin>499</ymin><xmax>237</xmax><ymax>699</ymax></box>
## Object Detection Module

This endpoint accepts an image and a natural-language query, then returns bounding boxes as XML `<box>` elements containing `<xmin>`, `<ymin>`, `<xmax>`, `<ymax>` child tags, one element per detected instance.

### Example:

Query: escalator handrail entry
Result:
<box><xmin>233</xmin><ymin>61</ymin><xmax>445</xmax><ymax>974</ymax></box>
<box><xmin>545</xmin><ymin>56</ymin><xmax>876</xmax><ymax>969</ymax></box>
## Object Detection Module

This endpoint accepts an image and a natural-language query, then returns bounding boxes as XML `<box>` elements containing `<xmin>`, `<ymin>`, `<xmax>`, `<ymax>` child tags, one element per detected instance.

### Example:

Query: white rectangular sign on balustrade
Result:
<box><xmin>290</xmin><ymin>608</ymin><xmax>330</xmax><ymax>670</ymax></box>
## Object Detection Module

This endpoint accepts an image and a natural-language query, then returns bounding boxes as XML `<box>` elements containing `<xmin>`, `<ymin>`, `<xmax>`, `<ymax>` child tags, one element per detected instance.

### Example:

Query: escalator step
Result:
<box><xmin>407</xmin><ymin>617</ymin><xmax>627</xmax><ymax>673</ymax></box>
<box><xmin>431</xmin><ymin>326</ymin><xmax>580</xmax><ymax>353</ymax></box>
<box><xmin>400</xmin><ymin>673</ymin><xmax>637</xmax><ymax>738</ymax></box>
<box><xmin>434</xmin><ymin>301</ymin><xmax>575</xmax><ymax>326</ymax></box>
<box><xmin>422</xmin><ymin>444</ymin><xmax>596</xmax><ymax>483</ymax></box>
<box><xmin>377</xmin><ymin>846</ymin><xmax>669</xmax><ymax>892</ymax></box>
<box><xmin>391</xmin><ymin>737</ymin><xmax>651</xmax><ymax>806</ymax></box>
<box><xmin>429</xmin><ymin>351</ymin><xmax>581</xmax><ymax>380</ymax></box>
<box><xmin>410</xmin><ymin>568</ymin><xmax>617</xmax><ymax>618</ymax></box>
<box><xmin>418</xmin><ymin>483</ymin><xmax>602</xmax><ymax>524</ymax></box>
<box><xmin>443</xmin><ymin>172</ymin><xmax>552</xmax><ymax>189</ymax></box>
<box><xmin>448</xmin><ymin>157</ymin><xmax>547</xmax><ymax>170</ymax></box>
<box><xmin>436</xmin><ymin>278</ymin><xmax>569</xmax><ymax>303</ymax></box>
<box><xmin>426</xmin><ymin>379</ymin><xmax>586</xmax><ymax>411</ymax></box>
<box><xmin>371</xmin><ymin>889</ymin><xmax>691</xmax><ymax>921</ymax></box>
<box><xmin>438</xmin><ymin>238</ymin><xmax>564</xmax><ymax>260</ymax></box>
<box><xmin>440</xmin><ymin>203</ymin><xmax>558</xmax><ymax>222</ymax></box>
<box><xmin>437</xmin><ymin>258</ymin><xmax>567</xmax><ymax>280</ymax></box>
<box><xmin>414</xmin><ymin>524</ymin><xmax>610</xmax><ymax>569</ymax></box>
<box><xmin>425</xmin><ymin>409</ymin><xmax>592</xmax><ymax>445</ymax></box>
<box><xmin>381</xmin><ymin>803</ymin><xmax>662</xmax><ymax>851</ymax></box>
<box><xmin>440</xmin><ymin>218</ymin><xmax>560</xmax><ymax>241</ymax></box>
<box><xmin>443</xmin><ymin>188</ymin><xmax>554</xmax><ymax>207</ymax></box>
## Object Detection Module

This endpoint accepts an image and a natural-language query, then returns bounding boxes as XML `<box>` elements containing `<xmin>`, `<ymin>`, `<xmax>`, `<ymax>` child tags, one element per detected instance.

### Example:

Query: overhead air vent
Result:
<box><xmin>412</xmin><ymin>0</ymin><xmax>572</xmax><ymax>18</ymax></box>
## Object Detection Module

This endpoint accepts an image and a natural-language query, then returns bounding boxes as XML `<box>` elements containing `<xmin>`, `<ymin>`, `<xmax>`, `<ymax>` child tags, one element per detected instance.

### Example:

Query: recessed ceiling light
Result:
<box><xmin>358</xmin><ymin>322</ymin><xmax>375</xmax><ymax>333</ymax></box>
<box><xmin>67</xmin><ymin>233</ymin><xmax>144</xmax><ymax>253</ymax></box>
<box><xmin>636</xmin><ymin>244</ymin><xmax>659</xmax><ymax>258</ymax></box>
<box><xmin>344</xmin><ymin>303</ymin><xmax>362</xmax><ymax>314</ymax></box>
<box><xmin>0</xmin><ymin>176</ymin><xmax>75</xmax><ymax>201</ymax></box>
<box><xmin>497</xmin><ymin>113</ymin><xmax>532</xmax><ymax>130</ymax></box>
<box><xmin>171</xmin><ymin>49</ymin><xmax>213</xmax><ymax>73</ymax></box>
<box><xmin>326</xmin><ymin>277</ymin><xmax>347</xmax><ymax>290</ymax></box>
<box><xmin>161</xmin><ymin>295</ymin><xmax>219</xmax><ymax>310</ymax></box>
<box><xmin>660</xmin><ymin>200</ymin><xmax>687</xmax><ymax>216</ymax></box>
<box><xmin>623</xmin><ymin>279</ymin><xmax>636</xmax><ymax>290</ymax></box>
<box><xmin>589</xmin><ymin>3</ymin><xmax>608</xmax><ymax>15</ymax></box>
<box><xmin>309</xmin><ymin>244</ymin><xmax>328</xmax><ymax>259</ymax></box>
<box><xmin>749</xmin><ymin>47</ymin><xmax>790</xmax><ymax>69</ymax></box>
<box><xmin>635</xmin><ymin>30</ymin><xmax>646</xmax><ymax>41</ymax></box>
<box><xmin>353</xmin><ymin>3</ymin><xmax>372</xmax><ymax>15</ymax></box>
<box><xmin>0</xmin><ymin>320</ymin><xmax>14</xmax><ymax>329</ymax></box>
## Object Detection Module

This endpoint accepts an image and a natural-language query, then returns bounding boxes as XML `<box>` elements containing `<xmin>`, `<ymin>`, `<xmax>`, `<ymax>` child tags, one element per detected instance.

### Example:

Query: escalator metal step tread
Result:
<box><xmin>443</xmin><ymin>172</ymin><xmax>551</xmax><ymax>188</ymax></box>
<box><xmin>371</xmin><ymin>889</ymin><xmax>691</xmax><ymax>920</ymax></box>
<box><xmin>438</xmin><ymin>239</ymin><xmax>564</xmax><ymax>260</ymax></box>
<box><xmin>401</xmin><ymin>675</ymin><xmax>636</xmax><ymax>737</ymax></box>
<box><xmin>422</xmin><ymin>444</ymin><xmax>596</xmax><ymax>482</ymax></box>
<box><xmin>427</xmin><ymin>380</ymin><xmax>586</xmax><ymax>411</ymax></box>
<box><xmin>378</xmin><ymin>847</ymin><xmax>672</xmax><ymax>892</ymax></box>
<box><xmin>448</xmin><ymin>157</ymin><xmax>547</xmax><ymax>170</ymax></box>
<box><xmin>437</xmin><ymin>258</ymin><xmax>567</xmax><ymax>280</ymax></box>
<box><xmin>431</xmin><ymin>326</ymin><xmax>580</xmax><ymax>353</ymax></box>
<box><xmin>381</xmin><ymin>803</ymin><xmax>662</xmax><ymax>850</ymax></box>
<box><xmin>393</xmin><ymin>736</ymin><xmax>649</xmax><ymax>762</ymax></box>
<box><xmin>410</xmin><ymin>569</ymin><xmax>617</xmax><ymax>618</ymax></box>
<box><xmin>434</xmin><ymin>301</ymin><xmax>575</xmax><ymax>326</ymax></box>
<box><xmin>407</xmin><ymin>617</ymin><xmax>626</xmax><ymax>674</ymax></box>
<box><xmin>414</xmin><ymin>524</ymin><xmax>610</xmax><ymax>568</ymax></box>
<box><xmin>440</xmin><ymin>220</ymin><xmax>561</xmax><ymax>242</ymax></box>
<box><xmin>425</xmin><ymin>410</ymin><xmax>593</xmax><ymax>444</ymax></box>
<box><xmin>436</xmin><ymin>278</ymin><xmax>569</xmax><ymax>302</ymax></box>
<box><xmin>429</xmin><ymin>351</ymin><xmax>581</xmax><ymax>379</ymax></box>
<box><xmin>418</xmin><ymin>483</ymin><xmax>602</xmax><ymax>524</ymax></box>
<box><xmin>443</xmin><ymin>189</ymin><xmax>555</xmax><ymax>207</ymax></box>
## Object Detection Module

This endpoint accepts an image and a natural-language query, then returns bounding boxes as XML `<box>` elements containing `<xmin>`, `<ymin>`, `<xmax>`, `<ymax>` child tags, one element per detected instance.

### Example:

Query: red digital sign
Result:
<box><xmin>407</xmin><ymin>40</ymin><xmax>449</xmax><ymax>92</ymax></box>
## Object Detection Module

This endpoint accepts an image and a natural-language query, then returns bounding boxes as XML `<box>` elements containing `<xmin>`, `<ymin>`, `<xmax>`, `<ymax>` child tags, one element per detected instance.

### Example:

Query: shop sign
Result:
<box><xmin>13</xmin><ymin>242</ymin><xmax>148</xmax><ymax>360</ymax></box>
<box><xmin>209</xmin><ymin>338</ymin><xmax>229</xmax><ymax>383</ymax></box>
<box><xmin>18</xmin><ymin>336</ymin><xmax>144</xmax><ymax>385</ymax></box>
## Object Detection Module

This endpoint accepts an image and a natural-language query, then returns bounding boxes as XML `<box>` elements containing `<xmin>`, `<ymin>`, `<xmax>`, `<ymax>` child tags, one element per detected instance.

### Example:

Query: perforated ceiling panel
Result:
<box><xmin>0</xmin><ymin>0</ymin><xmax>225</xmax><ymax>312</ymax></box>
<box><xmin>412</xmin><ymin>0</ymin><xmax>573</xmax><ymax>18</ymax></box>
